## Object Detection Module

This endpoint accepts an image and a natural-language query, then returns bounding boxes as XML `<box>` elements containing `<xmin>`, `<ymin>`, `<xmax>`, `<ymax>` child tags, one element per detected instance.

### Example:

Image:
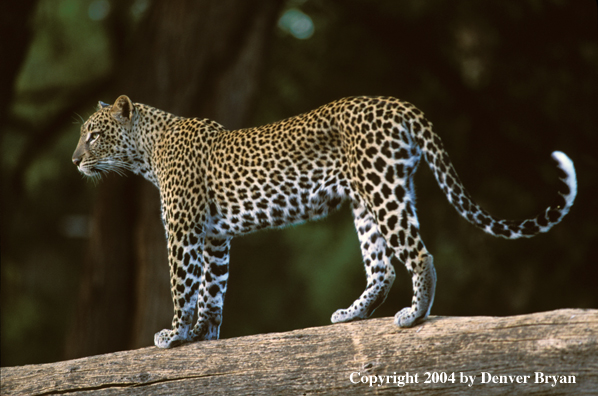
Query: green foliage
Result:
<box><xmin>1</xmin><ymin>0</ymin><xmax>116</xmax><ymax>366</ymax></box>
<box><xmin>16</xmin><ymin>0</ymin><xmax>111</xmax><ymax>93</ymax></box>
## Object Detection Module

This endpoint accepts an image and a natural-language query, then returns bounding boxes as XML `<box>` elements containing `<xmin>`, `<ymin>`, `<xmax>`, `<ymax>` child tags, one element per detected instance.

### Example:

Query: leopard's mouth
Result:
<box><xmin>76</xmin><ymin>163</ymin><xmax>101</xmax><ymax>178</ymax></box>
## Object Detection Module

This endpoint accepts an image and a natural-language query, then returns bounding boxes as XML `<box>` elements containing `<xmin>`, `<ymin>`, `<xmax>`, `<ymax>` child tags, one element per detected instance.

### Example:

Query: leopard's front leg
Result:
<box><xmin>190</xmin><ymin>236</ymin><xmax>231</xmax><ymax>341</ymax></box>
<box><xmin>154</xmin><ymin>225</ymin><xmax>205</xmax><ymax>348</ymax></box>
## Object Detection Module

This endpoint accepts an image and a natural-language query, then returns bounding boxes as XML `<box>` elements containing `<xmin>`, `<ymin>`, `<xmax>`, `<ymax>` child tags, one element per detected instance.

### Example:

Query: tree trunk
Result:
<box><xmin>64</xmin><ymin>175</ymin><xmax>137</xmax><ymax>358</ymax></box>
<box><xmin>0</xmin><ymin>0</ymin><xmax>38</xmax><ymax>127</ymax></box>
<box><xmin>6</xmin><ymin>310</ymin><xmax>598</xmax><ymax>395</ymax></box>
<box><xmin>65</xmin><ymin>0</ymin><xmax>283</xmax><ymax>359</ymax></box>
<box><xmin>130</xmin><ymin>182</ymin><xmax>171</xmax><ymax>349</ymax></box>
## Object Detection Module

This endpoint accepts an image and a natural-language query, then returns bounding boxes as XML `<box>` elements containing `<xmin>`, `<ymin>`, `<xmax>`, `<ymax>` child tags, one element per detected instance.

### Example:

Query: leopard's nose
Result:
<box><xmin>72</xmin><ymin>157</ymin><xmax>82</xmax><ymax>167</ymax></box>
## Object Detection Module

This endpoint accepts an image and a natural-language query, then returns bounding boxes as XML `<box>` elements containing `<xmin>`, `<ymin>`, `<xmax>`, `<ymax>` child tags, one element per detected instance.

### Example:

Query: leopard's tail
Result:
<box><xmin>419</xmin><ymin>127</ymin><xmax>577</xmax><ymax>239</ymax></box>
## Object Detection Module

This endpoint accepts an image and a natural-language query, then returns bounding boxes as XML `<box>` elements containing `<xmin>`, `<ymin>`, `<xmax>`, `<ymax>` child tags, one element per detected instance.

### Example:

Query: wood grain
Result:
<box><xmin>2</xmin><ymin>309</ymin><xmax>596</xmax><ymax>395</ymax></box>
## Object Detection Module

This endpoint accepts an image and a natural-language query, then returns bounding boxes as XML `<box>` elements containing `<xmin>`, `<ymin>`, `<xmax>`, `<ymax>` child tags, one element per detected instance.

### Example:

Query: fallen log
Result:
<box><xmin>2</xmin><ymin>309</ymin><xmax>597</xmax><ymax>395</ymax></box>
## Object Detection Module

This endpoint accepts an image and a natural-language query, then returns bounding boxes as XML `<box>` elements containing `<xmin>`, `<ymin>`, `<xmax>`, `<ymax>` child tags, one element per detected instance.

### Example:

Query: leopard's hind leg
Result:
<box><xmin>391</xmin><ymin>230</ymin><xmax>437</xmax><ymax>327</ymax></box>
<box><xmin>336</xmin><ymin>135</ymin><xmax>436</xmax><ymax>326</ymax></box>
<box><xmin>373</xmin><ymin>181</ymin><xmax>437</xmax><ymax>327</ymax></box>
<box><xmin>331</xmin><ymin>199</ymin><xmax>396</xmax><ymax>323</ymax></box>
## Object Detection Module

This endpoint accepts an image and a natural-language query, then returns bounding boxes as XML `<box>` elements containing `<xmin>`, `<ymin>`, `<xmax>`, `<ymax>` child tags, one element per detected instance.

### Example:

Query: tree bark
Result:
<box><xmin>65</xmin><ymin>0</ymin><xmax>283</xmax><ymax>358</ymax></box>
<box><xmin>5</xmin><ymin>310</ymin><xmax>598</xmax><ymax>395</ymax></box>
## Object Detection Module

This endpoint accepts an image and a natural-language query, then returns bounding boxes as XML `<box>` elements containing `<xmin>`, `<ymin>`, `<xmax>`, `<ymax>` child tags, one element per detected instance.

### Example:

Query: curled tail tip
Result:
<box><xmin>551</xmin><ymin>150</ymin><xmax>577</xmax><ymax>205</ymax></box>
<box><xmin>478</xmin><ymin>151</ymin><xmax>577</xmax><ymax>239</ymax></box>
<box><xmin>551</xmin><ymin>150</ymin><xmax>573</xmax><ymax>172</ymax></box>
<box><xmin>551</xmin><ymin>151</ymin><xmax>574</xmax><ymax>177</ymax></box>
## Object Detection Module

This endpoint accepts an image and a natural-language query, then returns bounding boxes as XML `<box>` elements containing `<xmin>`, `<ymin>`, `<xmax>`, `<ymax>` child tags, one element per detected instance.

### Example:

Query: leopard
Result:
<box><xmin>72</xmin><ymin>95</ymin><xmax>577</xmax><ymax>348</ymax></box>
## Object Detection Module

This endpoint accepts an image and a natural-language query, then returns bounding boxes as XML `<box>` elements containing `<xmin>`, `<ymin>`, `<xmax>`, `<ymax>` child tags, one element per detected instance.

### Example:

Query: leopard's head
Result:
<box><xmin>72</xmin><ymin>95</ymin><xmax>137</xmax><ymax>179</ymax></box>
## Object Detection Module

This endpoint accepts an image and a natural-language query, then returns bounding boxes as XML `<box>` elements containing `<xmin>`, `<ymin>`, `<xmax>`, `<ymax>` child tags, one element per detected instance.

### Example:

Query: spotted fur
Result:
<box><xmin>73</xmin><ymin>95</ymin><xmax>577</xmax><ymax>348</ymax></box>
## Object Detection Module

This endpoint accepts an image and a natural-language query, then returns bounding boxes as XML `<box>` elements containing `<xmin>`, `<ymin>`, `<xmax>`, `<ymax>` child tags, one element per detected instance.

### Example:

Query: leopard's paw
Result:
<box><xmin>331</xmin><ymin>308</ymin><xmax>366</xmax><ymax>323</ymax></box>
<box><xmin>154</xmin><ymin>329</ymin><xmax>186</xmax><ymax>348</ymax></box>
<box><xmin>394</xmin><ymin>307</ymin><xmax>426</xmax><ymax>328</ymax></box>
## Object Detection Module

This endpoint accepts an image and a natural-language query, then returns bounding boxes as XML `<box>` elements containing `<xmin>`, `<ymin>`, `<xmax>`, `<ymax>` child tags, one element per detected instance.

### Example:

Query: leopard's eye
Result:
<box><xmin>88</xmin><ymin>132</ymin><xmax>101</xmax><ymax>143</ymax></box>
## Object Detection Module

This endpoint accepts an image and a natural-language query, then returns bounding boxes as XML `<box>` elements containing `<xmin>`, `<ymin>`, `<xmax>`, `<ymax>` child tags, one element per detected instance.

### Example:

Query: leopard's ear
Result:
<box><xmin>111</xmin><ymin>95</ymin><xmax>134</xmax><ymax>124</ymax></box>
<box><xmin>97</xmin><ymin>101</ymin><xmax>110</xmax><ymax>110</ymax></box>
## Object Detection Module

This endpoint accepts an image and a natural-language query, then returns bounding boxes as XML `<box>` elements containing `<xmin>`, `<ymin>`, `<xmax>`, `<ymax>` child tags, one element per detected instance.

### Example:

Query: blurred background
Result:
<box><xmin>1</xmin><ymin>0</ymin><xmax>596</xmax><ymax>367</ymax></box>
